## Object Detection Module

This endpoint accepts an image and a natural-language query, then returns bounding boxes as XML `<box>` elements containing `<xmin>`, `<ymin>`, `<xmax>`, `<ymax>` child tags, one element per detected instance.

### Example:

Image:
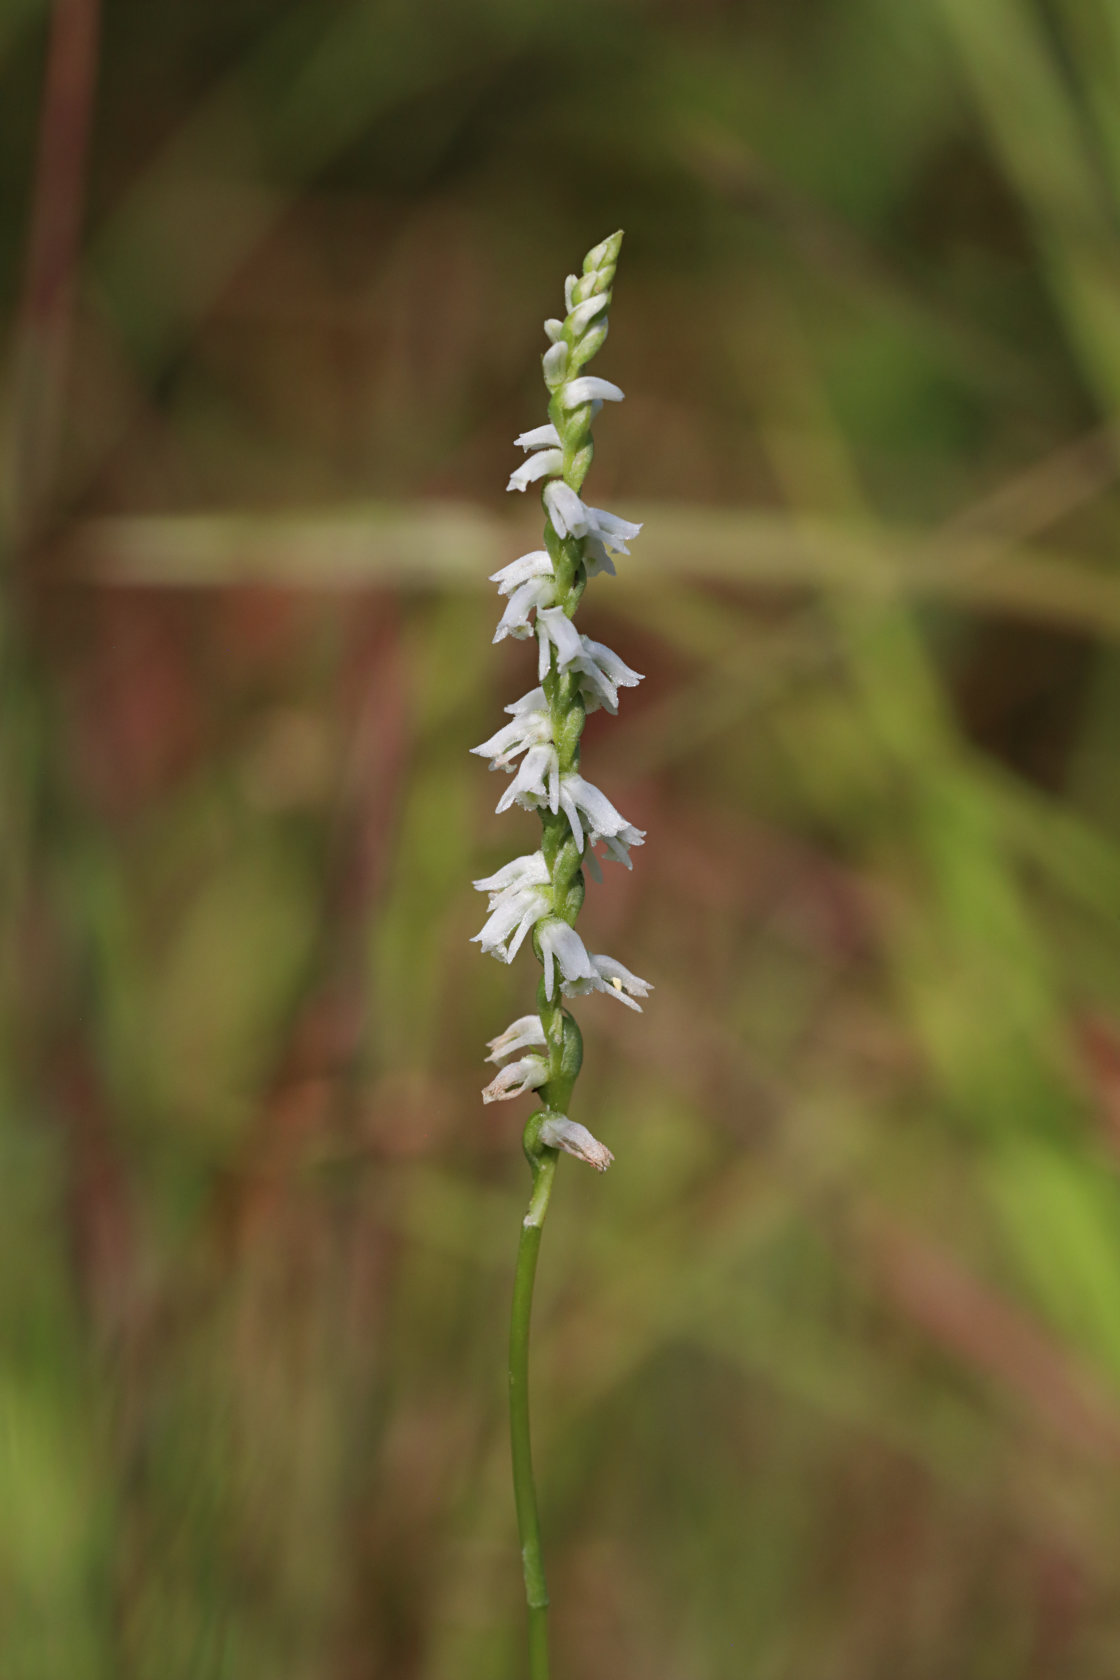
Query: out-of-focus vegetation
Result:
<box><xmin>9</xmin><ymin>0</ymin><xmax>1120</xmax><ymax>1674</ymax></box>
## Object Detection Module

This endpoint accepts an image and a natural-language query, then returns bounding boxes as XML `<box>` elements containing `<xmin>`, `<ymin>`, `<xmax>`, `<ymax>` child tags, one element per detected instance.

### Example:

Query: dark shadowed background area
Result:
<box><xmin>8</xmin><ymin>1</ymin><xmax>1120</xmax><ymax>1675</ymax></box>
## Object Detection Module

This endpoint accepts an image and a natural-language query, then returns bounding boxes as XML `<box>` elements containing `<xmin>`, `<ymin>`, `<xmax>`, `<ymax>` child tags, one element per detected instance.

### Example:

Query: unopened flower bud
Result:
<box><xmin>542</xmin><ymin>341</ymin><xmax>569</xmax><ymax>389</ymax></box>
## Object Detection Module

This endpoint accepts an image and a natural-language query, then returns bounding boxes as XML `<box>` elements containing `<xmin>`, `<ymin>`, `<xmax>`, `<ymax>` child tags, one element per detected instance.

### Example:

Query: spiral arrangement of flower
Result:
<box><xmin>469</xmin><ymin>231</ymin><xmax>649</xmax><ymax>1679</ymax></box>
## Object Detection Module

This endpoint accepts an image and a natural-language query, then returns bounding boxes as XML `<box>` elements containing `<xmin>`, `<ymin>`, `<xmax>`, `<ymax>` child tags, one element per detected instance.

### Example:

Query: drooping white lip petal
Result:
<box><xmin>593</xmin><ymin>955</ymin><xmax>652</xmax><ymax>996</ymax></box>
<box><xmin>583</xmin><ymin>537</ymin><xmax>616</xmax><ymax>579</ymax></box>
<box><xmin>507</xmin><ymin>449</ymin><xmax>563</xmax><ymax>493</ymax></box>
<box><xmin>515</xmin><ymin>423</ymin><xmax>562</xmax><ymax>452</ymax></box>
<box><xmin>490</xmin><ymin>551</ymin><xmax>553</xmax><ymax>595</ymax></box>
<box><xmin>558</xmin><ymin>377</ymin><xmax>624</xmax><ymax>409</ymax></box>
<box><xmin>559</xmin><ymin>951</ymin><xmax>653</xmax><ymax>1011</ymax></box>
<box><xmin>590</xmin><ymin>953</ymin><xmax>652</xmax><ymax>1010</ymax></box>
<box><xmin>544</xmin><ymin>481</ymin><xmax>589</xmax><ymax>540</ymax></box>
<box><xmin>538</xmin><ymin>1114</ymin><xmax>613</xmax><ymax>1171</ymax></box>
<box><xmin>567</xmin><ymin>293</ymin><xmax>610</xmax><ymax>336</ymax></box>
<box><xmin>486</xmin><ymin>1014</ymin><xmax>547</xmax><ymax>1064</ymax></box>
<box><xmin>604</xmin><ymin>833</ymin><xmax>645</xmax><ymax>868</ymax></box>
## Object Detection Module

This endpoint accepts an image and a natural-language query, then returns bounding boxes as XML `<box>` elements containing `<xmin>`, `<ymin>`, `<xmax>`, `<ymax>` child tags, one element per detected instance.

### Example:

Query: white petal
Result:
<box><xmin>537</xmin><ymin>606</ymin><xmax>583</xmax><ymax>669</ymax></box>
<box><xmin>493</xmin><ymin>576</ymin><xmax>554</xmax><ymax>643</ymax></box>
<box><xmin>563</xmin><ymin>274</ymin><xmax>579</xmax><ymax>312</ymax></box>
<box><xmin>573</xmin><ymin>637</ymin><xmax>643</xmax><ymax>709</ymax></box>
<box><xmin>472</xmin><ymin>896</ymin><xmax>524</xmax><ymax>951</ymax></box>
<box><xmin>586</xmin><ymin>505</ymin><xmax>642</xmax><ymax>554</ymax></box>
<box><xmin>541</xmin><ymin>920</ymin><xmax>597</xmax><ymax>986</ymax></box>
<box><xmin>557</xmin><ymin>774</ymin><xmax>645</xmax><ymax>865</ymax></box>
<box><xmin>482</xmin><ymin>1054</ymin><xmax>548</xmax><ymax>1103</ymax></box>
<box><xmin>507</xmin><ymin>449</ymin><xmax>563</xmax><ymax>493</ymax></box>
<box><xmin>472</xmin><ymin>852</ymin><xmax>549</xmax><ymax>895</ymax></box>
<box><xmin>604</xmin><ymin>832</ymin><xmax>643</xmax><ymax>869</ymax></box>
<box><xmin>471</xmin><ymin>708</ymin><xmax>550</xmax><ymax>769</ymax></box>
<box><xmin>538</xmin><ymin>1115</ymin><xmax>613</xmax><ymax>1171</ymax></box>
<box><xmin>583</xmin><ymin>537</ymin><xmax>616</xmax><ymax>579</ymax></box>
<box><xmin>505</xmin><ymin>686</ymin><xmax>548</xmax><ymax>716</ymax></box>
<box><xmin>558</xmin><ymin>377</ymin><xmax>624</xmax><ymax>409</ymax></box>
<box><xmin>507</xmin><ymin>899</ymin><xmax>547</xmax><ymax>961</ymax></box>
<box><xmin>470</xmin><ymin>718</ymin><xmax>526</xmax><ymax>762</ymax></box>
<box><xmin>544</xmin><ymin>318</ymin><xmax>565</xmax><ymax>343</ymax></box>
<box><xmin>592</xmin><ymin>954</ymin><xmax>652</xmax><ymax>1008</ymax></box>
<box><xmin>559</xmin><ymin>773</ymin><xmax>625</xmax><ymax>836</ymax></box>
<box><xmin>544</xmin><ymin>481</ymin><xmax>588</xmax><ymax>539</ymax></box>
<box><xmin>594</xmin><ymin>955</ymin><xmax>650</xmax><ymax>989</ymax></box>
<box><xmin>558</xmin><ymin>782</ymin><xmax>584</xmax><ymax>853</ymax></box>
<box><xmin>576</xmin><ymin>670</ymin><xmax>617</xmax><ymax>714</ymax></box>
<box><xmin>581</xmin><ymin>637</ymin><xmax>643</xmax><ymax>687</ymax></box>
<box><xmin>515</xmin><ymin>423</ymin><xmax>562</xmax><ymax>452</ymax></box>
<box><xmin>496</xmin><ymin>744</ymin><xmax>557</xmax><ymax>813</ymax></box>
<box><xmin>472</xmin><ymin>885</ymin><xmax>549</xmax><ymax>958</ymax></box>
<box><xmin>486</xmin><ymin>1014</ymin><xmax>547</xmax><ymax>1064</ymax></box>
<box><xmin>490</xmin><ymin>551</ymin><xmax>553</xmax><ymax>595</ymax></box>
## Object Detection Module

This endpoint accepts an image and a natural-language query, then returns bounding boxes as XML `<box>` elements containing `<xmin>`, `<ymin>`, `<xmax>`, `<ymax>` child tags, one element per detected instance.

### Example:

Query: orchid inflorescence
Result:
<box><xmin>475</xmin><ymin>230</ymin><xmax>647</xmax><ymax>1680</ymax></box>
<box><xmin>470</xmin><ymin>230</ymin><xmax>650</xmax><ymax>1174</ymax></box>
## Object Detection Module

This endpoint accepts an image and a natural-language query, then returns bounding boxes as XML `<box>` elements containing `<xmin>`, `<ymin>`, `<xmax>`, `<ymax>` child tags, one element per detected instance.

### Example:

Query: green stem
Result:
<box><xmin>509</xmin><ymin>1141</ymin><xmax>558</xmax><ymax>1680</ymax></box>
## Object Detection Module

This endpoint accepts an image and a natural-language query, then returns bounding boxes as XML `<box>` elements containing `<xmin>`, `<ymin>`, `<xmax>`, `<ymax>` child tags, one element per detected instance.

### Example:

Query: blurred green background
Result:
<box><xmin>10</xmin><ymin>0</ymin><xmax>1120</xmax><ymax>1674</ymax></box>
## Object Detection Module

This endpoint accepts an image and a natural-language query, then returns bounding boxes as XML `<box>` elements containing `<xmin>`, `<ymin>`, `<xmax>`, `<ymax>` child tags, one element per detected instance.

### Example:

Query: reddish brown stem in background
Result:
<box><xmin>9</xmin><ymin>0</ymin><xmax>102</xmax><ymax>547</ymax></box>
<box><xmin>5</xmin><ymin>0</ymin><xmax>135</xmax><ymax>1356</ymax></box>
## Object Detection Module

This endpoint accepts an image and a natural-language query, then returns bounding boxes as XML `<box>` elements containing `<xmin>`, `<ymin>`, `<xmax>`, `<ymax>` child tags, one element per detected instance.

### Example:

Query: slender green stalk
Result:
<box><xmin>509</xmin><ymin>1136</ymin><xmax>557</xmax><ymax>1677</ymax></box>
<box><xmin>471</xmin><ymin>231</ymin><xmax>649</xmax><ymax>1675</ymax></box>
